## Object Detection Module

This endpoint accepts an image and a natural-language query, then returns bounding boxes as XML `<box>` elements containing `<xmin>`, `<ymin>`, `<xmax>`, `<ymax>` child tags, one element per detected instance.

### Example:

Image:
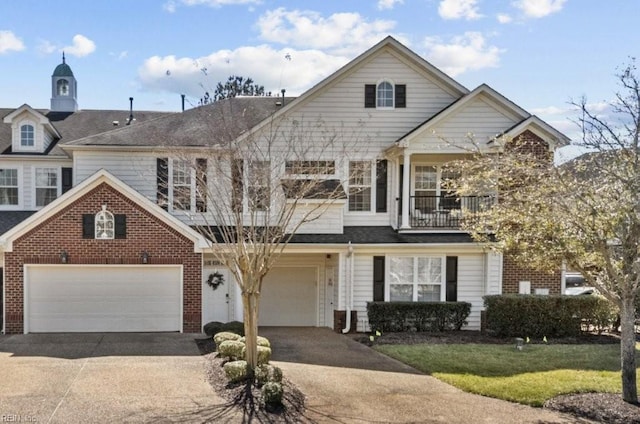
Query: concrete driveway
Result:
<box><xmin>0</xmin><ymin>333</ymin><xmax>241</xmax><ymax>423</ymax></box>
<box><xmin>260</xmin><ymin>327</ymin><xmax>587</xmax><ymax>424</ymax></box>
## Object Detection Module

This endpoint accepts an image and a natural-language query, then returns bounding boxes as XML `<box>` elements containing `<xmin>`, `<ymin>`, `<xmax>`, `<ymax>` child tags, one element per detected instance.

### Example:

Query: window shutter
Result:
<box><xmin>82</xmin><ymin>214</ymin><xmax>94</xmax><ymax>239</ymax></box>
<box><xmin>114</xmin><ymin>214</ymin><xmax>126</xmax><ymax>239</ymax></box>
<box><xmin>375</xmin><ymin>160</ymin><xmax>388</xmax><ymax>213</ymax></box>
<box><xmin>157</xmin><ymin>158</ymin><xmax>169</xmax><ymax>210</ymax></box>
<box><xmin>231</xmin><ymin>159</ymin><xmax>243</xmax><ymax>213</ymax></box>
<box><xmin>395</xmin><ymin>84</ymin><xmax>406</xmax><ymax>108</ymax></box>
<box><xmin>446</xmin><ymin>256</ymin><xmax>458</xmax><ymax>302</ymax></box>
<box><xmin>61</xmin><ymin>167</ymin><xmax>73</xmax><ymax>193</ymax></box>
<box><xmin>364</xmin><ymin>84</ymin><xmax>376</xmax><ymax>108</ymax></box>
<box><xmin>196</xmin><ymin>158</ymin><xmax>207</xmax><ymax>212</ymax></box>
<box><xmin>373</xmin><ymin>256</ymin><xmax>385</xmax><ymax>301</ymax></box>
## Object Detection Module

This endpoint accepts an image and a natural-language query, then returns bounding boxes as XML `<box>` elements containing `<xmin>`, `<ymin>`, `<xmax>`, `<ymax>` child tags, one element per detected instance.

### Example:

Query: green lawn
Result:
<box><xmin>375</xmin><ymin>343</ymin><xmax>640</xmax><ymax>406</ymax></box>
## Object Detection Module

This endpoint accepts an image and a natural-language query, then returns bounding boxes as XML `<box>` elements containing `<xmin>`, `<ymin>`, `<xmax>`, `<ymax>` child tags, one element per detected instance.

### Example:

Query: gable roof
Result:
<box><xmin>61</xmin><ymin>97</ymin><xmax>292</xmax><ymax>150</ymax></box>
<box><xmin>498</xmin><ymin>115</ymin><xmax>571</xmax><ymax>147</ymax></box>
<box><xmin>0</xmin><ymin>169</ymin><xmax>208</xmax><ymax>252</ymax></box>
<box><xmin>0</xmin><ymin>107</ymin><xmax>173</xmax><ymax>156</ymax></box>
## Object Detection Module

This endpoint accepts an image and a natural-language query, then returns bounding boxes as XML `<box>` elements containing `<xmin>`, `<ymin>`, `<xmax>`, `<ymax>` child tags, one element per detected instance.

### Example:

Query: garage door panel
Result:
<box><xmin>26</xmin><ymin>265</ymin><xmax>182</xmax><ymax>333</ymax></box>
<box><xmin>260</xmin><ymin>267</ymin><xmax>317</xmax><ymax>326</ymax></box>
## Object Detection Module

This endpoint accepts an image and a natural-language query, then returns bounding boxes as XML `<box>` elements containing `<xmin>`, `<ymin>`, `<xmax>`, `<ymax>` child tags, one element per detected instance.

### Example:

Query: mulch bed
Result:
<box><xmin>195</xmin><ymin>338</ymin><xmax>307</xmax><ymax>423</ymax></box>
<box><xmin>352</xmin><ymin>330</ymin><xmax>640</xmax><ymax>423</ymax></box>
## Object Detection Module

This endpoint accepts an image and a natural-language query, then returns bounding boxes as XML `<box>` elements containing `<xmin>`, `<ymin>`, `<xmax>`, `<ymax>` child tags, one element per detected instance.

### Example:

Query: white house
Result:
<box><xmin>0</xmin><ymin>37</ymin><xmax>569</xmax><ymax>334</ymax></box>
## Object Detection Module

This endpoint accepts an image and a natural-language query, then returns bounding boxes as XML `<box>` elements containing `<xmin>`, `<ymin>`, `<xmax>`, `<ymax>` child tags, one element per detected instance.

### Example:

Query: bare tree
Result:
<box><xmin>162</xmin><ymin>97</ymin><xmax>368</xmax><ymax>371</ymax></box>
<box><xmin>448</xmin><ymin>61</ymin><xmax>640</xmax><ymax>403</ymax></box>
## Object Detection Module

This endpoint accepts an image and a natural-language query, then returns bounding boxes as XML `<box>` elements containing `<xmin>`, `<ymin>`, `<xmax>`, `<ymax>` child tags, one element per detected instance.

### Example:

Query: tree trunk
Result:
<box><xmin>242</xmin><ymin>291</ymin><xmax>260</xmax><ymax>372</ymax></box>
<box><xmin>620</xmin><ymin>295</ymin><xmax>638</xmax><ymax>403</ymax></box>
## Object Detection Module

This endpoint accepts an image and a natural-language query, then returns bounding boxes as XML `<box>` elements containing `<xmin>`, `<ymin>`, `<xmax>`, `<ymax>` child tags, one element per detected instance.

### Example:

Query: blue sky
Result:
<box><xmin>1</xmin><ymin>0</ymin><xmax>638</xmax><ymax>159</ymax></box>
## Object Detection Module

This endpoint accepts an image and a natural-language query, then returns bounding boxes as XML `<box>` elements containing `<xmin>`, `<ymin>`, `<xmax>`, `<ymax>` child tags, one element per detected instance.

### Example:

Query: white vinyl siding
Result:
<box><xmin>457</xmin><ymin>254</ymin><xmax>486</xmax><ymax>329</ymax></box>
<box><xmin>286</xmin><ymin>202</ymin><xmax>345</xmax><ymax>234</ymax></box>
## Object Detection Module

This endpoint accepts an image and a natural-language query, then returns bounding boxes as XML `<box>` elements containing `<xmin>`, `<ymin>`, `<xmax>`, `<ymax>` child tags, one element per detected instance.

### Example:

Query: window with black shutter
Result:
<box><xmin>376</xmin><ymin>160</ymin><xmax>387</xmax><ymax>213</ymax></box>
<box><xmin>395</xmin><ymin>84</ymin><xmax>406</xmax><ymax>108</ymax></box>
<box><xmin>373</xmin><ymin>256</ymin><xmax>385</xmax><ymax>301</ymax></box>
<box><xmin>61</xmin><ymin>167</ymin><xmax>73</xmax><ymax>193</ymax></box>
<box><xmin>364</xmin><ymin>84</ymin><xmax>376</xmax><ymax>108</ymax></box>
<box><xmin>157</xmin><ymin>158</ymin><xmax>169</xmax><ymax>210</ymax></box>
<box><xmin>446</xmin><ymin>256</ymin><xmax>458</xmax><ymax>302</ymax></box>
<box><xmin>114</xmin><ymin>214</ymin><xmax>126</xmax><ymax>239</ymax></box>
<box><xmin>82</xmin><ymin>214</ymin><xmax>94</xmax><ymax>239</ymax></box>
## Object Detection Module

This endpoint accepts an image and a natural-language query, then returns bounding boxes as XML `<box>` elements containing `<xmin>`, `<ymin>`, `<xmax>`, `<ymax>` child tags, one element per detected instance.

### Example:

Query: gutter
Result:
<box><xmin>342</xmin><ymin>241</ymin><xmax>354</xmax><ymax>334</ymax></box>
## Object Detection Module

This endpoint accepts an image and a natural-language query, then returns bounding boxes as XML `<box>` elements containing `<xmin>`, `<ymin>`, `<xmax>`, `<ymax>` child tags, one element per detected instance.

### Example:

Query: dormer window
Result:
<box><xmin>95</xmin><ymin>206</ymin><xmax>115</xmax><ymax>239</ymax></box>
<box><xmin>57</xmin><ymin>79</ymin><xmax>69</xmax><ymax>96</ymax></box>
<box><xmin>20</xmin><ymin>124</ymin><xmax>34</xmax><ymax>147</ymax></box>
<box><xmin>364</xmin><ymin>82</ymin><xmax>406</xmax><ymax>109</ymax></box>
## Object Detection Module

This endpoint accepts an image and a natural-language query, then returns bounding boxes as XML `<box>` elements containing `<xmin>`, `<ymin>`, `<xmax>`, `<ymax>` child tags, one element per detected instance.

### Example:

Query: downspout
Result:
<box><xmin>342</xmin><ymin>242</ymin><xmax>354</xmax><ymax>333</ymax></box>
<box><xmin>560</xmin><ymin>261</ymin><xmax>567</xmax><ymax>295</ymax></box>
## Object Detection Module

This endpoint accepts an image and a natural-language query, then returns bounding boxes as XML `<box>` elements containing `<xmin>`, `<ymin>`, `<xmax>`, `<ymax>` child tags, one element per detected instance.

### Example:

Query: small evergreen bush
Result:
<box><xmin>223</xmin><ymin>360</ymin><xmax>249</xmax><ymax>383</ymax></box>
<box><xmin>367</xmin><ymin>301</ymin><xmax>471</xmax><ymax>332</ymax></box>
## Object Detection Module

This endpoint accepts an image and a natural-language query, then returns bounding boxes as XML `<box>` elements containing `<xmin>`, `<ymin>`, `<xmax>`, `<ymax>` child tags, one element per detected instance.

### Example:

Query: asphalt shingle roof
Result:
<box><xmin>0</xmin><ymin>211</ymin><xmax>36</xmax><ymax>235</ymax></box>
<box><xmin>0</xmin><ymin>108</ymin><xmax>173</xmax><ymax>156</ymax></box>
<box><xmin>62</xmin><ymin>97</ymin><xmax>296</xmax><ymax>148</ymax></box>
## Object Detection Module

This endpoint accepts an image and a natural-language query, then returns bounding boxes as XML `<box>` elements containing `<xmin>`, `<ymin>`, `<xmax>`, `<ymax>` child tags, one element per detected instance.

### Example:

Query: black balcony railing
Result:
<box><xmin>399</xmin><ymin>195</ymin><xmax>494</xmax><ymax>229</ymax></box>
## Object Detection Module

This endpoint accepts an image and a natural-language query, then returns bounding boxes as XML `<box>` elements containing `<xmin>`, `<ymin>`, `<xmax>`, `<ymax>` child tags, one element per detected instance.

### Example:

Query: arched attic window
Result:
<box><xmin>95</xmin><ymin>206</ymin><xmax>115</xmax><ymax>239</ymax></box>
<box><xmin>20</xmin><ymin>124</ymin><xmax>34</xmax><ymax>147</ymax></box>
<box><xmin>377</xmin><ymin>81</ymin><xmax>394</xmax><ymax>108</ymax></box>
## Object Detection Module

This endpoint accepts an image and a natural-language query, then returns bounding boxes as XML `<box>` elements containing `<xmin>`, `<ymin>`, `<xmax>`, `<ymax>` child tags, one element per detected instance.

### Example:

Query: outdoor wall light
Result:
<box><xmin>141</xmin><ymin>251</ymin><xmax>149</xmax><ymax>264</ymax></box>
<box><xmin>60</xmin><ymin>250</ymin><xmax>69</xmax><ymax>264</ymax></box>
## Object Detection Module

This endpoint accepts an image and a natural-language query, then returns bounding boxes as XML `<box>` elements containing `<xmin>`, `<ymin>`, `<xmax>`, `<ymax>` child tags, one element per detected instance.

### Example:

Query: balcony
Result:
<box><xmin>399</xmin><ymin>195</ymin><xmax>494</xmax><ymax>229</ymax></box>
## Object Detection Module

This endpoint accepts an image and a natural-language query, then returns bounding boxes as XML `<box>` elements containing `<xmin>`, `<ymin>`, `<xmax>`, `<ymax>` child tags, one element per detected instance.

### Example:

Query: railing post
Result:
<box><xmin>400</xmin><ymin>150</ymin><xmax>411</xmax><ymax>229</ymax></box>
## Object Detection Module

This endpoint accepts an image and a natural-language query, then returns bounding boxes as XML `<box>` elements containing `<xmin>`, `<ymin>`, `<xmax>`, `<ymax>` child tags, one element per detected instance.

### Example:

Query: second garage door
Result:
<box><xmin>25</xmin><ymin>265</ymin><xmax>182</xmax><ymax>333</ymax></box>
<box><xmin>259</xmin><ymin>267</ymin><xmax>317</xmax><ymax>326</ymax></box>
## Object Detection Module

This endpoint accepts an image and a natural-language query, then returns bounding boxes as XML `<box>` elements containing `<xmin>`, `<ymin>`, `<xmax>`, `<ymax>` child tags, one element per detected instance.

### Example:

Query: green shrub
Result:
<box><xmin>222</xmin><ymin>321</ymin><xmax>245</xmax><ymax>336</ymax></box>
<box><xmin>484</xmin><ymin>295</ymin><xmax>616</xmax><ymax>338</ymax></box>
<box><xmin>218</xmin><ymin>340</ymin><xmax>246</xmax><ymax>360</ymax></box>
<box><xmin>223</xmin><ymin>360</ymin><xmax>249</xmax><ymax>383</ymax></box>
<box><xmin>257</xmin><ymin>345</ymin><xmax>272</xmax><ymax>365</ymax></box>
<box><xmin>255</xmin><ymin>364</ymin><xmax>283</xmax><ymax>387</ymax></box>
<box><xmin>239</xmin><ymin>335</ymin><xmax>271</xmax><ymax>348</ymax></box>
<box><xmin>213</xmin><ymin>331</ymin><xmax>242</xmax><ymax>346</ymax></box>
<box><xmin>367</xmin><ymin>301</ymin><xmax>472</xmax><ymax>332</ymax></box>
<box><xmin>203</xmin><ymin>321</ymin><xmax>224</xmax><ymax>336</ymax></box>
<box><xmin>261</xmin><ymin>382</ymin><xmax>283</xmax><ymax>410</ymax></box>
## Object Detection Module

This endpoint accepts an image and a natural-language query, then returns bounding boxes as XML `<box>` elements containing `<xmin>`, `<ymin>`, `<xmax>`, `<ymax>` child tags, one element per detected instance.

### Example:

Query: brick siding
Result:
<box><xmin>4</xmin><ymin>182</ymin><xmax>201</xmax><ymax>334</ymax></box>
<box><xmin>502</xmin><ymin>256</ymin><xmax>561</xmax><ymax>295</ymax></box>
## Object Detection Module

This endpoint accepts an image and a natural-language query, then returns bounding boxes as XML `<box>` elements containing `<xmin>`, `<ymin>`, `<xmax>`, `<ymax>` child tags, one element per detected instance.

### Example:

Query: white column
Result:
<box><xmin>401</xmin><ymin>149</ymin><xmax>411</xmax><ymax>228</ymax></box>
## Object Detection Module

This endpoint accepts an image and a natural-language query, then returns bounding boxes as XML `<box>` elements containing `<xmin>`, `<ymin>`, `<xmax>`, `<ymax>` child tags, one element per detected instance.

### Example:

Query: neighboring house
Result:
<box><xmin>0</xmin><ymin>37</ymin><xmax>570</xmax><ymax>335</ymax></box>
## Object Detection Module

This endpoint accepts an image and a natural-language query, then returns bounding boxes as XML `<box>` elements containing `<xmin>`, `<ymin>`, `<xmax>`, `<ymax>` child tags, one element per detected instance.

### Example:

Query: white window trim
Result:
<box><xmin>385</xmin><ymin>255</ymin><xmax>446</xmax><ymax>302</ymax></box>
<box><xmin>0</xmin><ymin>166</ymin><xmax>23</xmax><ymax>210</ymax></box>
<box><xmin>18</xmin><ymin>120</ymin><xmax>38</xmax><ymax>152</ymax></box>
<box><xmin>376</xmin><ymin>79</ymin><xmax>395</xmax><ymax>110</ymax></box>
<box><xmin>95</xmin><ymin>207</ymin><xmax>115</xmax><ymax>240</ymax></box>
<box><xmin>347</xmin><ymin>160</ymin><xmax>376</xmax><ymax>214</ymax></box>
<box><xmin>32</xmin><ymin>167</ymin><xmax>61</xmax><ymax>209</ymax></box>
<box><xmin>168</xmin><ymin>158</ymin><xmax>197</xmax><ymax>213</ymax></box>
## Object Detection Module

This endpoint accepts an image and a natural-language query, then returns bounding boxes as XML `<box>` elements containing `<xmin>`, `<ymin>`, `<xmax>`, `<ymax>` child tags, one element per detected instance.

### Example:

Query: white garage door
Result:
<box><xmin>25</xmin><ymin>265</ymin><xmax>182</xmax><ymax>333</ymax></box>
<box><xmin>259</xmin><ymin>267</ymin><xmax>317</xmax><ymax>326</ymax></box>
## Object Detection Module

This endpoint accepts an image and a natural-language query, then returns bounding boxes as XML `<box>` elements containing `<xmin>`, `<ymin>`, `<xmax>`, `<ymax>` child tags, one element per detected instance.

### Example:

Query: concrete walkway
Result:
<box><xmin>261</xmin><ymin>327</ymin><xmax>589</xmax><ymax>424</ymax></box>
<box><xmin>0</xmin><ymin>333</ymin><xmax>241</xmax><ymax>423</ymax></box>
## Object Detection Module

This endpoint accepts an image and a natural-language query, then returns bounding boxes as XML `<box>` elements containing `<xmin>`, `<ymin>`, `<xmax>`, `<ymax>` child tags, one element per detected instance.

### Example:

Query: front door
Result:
<box><xmin>202</xmin><ymin>266</ymin><xmax>230</xmax><ymax>324</ymax></box>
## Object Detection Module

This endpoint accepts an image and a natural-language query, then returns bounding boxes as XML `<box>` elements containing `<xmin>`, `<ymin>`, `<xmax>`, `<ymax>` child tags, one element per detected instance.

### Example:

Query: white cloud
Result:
<box><xmin>38</xmin><ymin>39</ymin><xmax>57</xmax><ymax>55</ymax></box>
<box><xmin>109</xmin><ymin>50</ymin><xmax>128</xmax><ymax>60</ymax></box>
<box><xmin>438</xmin><ymin>0</ymin><xmax>482</xmax><ymax>20</ymax></box>
<box><xmin>377</xmin><ymin>0</ymin><xmax>403</xmax><ymax>10</ymax></box>
<box><xmin>138</xmin><ymin>45</ymin><xmax>348</xmax><ymax>101</ymax></box>
<box><xmin>256</xmin><ymin>8</ymin><xmax>398</xmax><ymax>56</ymax></box>
<box><xmin>423</xmin><ymin>32</ymin><xmax>503</xmax><ymax>76</ymax></box>
<box><xmin>513</xmin><ymin>0</ymin><xmax>566</xmax><ymax>18</ymax></box>
<box><xmin>63</xmin><ymin>34</ymin><xmax>96</xmax><ymax>57</ymax></box>
<box><xmin>0</xmin><ymin>30</ymin><xmax>25</xmax><ymax>54</ymax></box>
<box><xmin>497</xmin><ymin>13</ymin><xmax>512</xmax><ymax>24</ymax></box>
<box><xmin>163</xmin><ymin>0</ymin><xmax>260</xmax><ymax>11</ymax></box>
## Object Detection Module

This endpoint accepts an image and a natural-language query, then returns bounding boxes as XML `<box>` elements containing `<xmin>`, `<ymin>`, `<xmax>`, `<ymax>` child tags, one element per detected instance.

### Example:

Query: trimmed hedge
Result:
<box><xmin>484</xmin><ymin>294</ymin><xmax>616</xmax><ymax>338</ymax></box>
<box><xmin>367</xmin><ymin>301</ymin><xmax>471</xmax><ymax>332</ymax></box>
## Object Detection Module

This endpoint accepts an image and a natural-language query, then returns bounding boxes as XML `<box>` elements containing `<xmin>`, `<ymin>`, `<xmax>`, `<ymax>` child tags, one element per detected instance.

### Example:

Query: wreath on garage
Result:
<box><xmin>206</xmin><ymin>271</ymin><xmax>225</xmax><ymax>290</ymax></box>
